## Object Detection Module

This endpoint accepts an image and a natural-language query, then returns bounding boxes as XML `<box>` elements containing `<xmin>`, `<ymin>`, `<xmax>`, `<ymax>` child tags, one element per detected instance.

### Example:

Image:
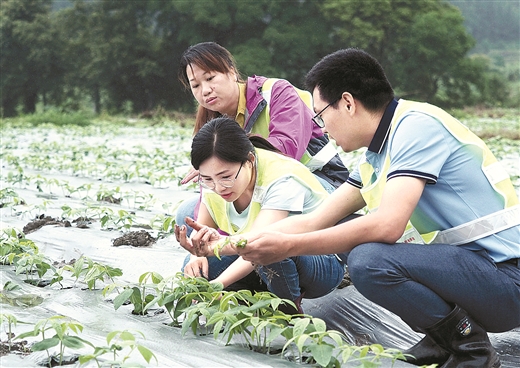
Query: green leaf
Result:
<box><xmin>15</xmin><ymin>329</ymin><xmax>40</xmax><ymax>340</ymax></box>
<box><xmin>137</xmin><ymin>344</ymin><xmax>156</xmax><ymax>364</ymax></box>
<box><xmin>308</xmin><ymin>342</ymin><xmax>334</xmax><ymax>367</ymax></box>
<box><xmin>62</xmin><ymin>335</ymin><xmax>87</xmax><ymax>349</ymax></box>
<box><xmin>120</xmin><ymin>330</ymin><xmax>136</xmax><ymax>342</ymax></box>
<box><xmin>295</xmin><ymin>334</ymin><xmax>310</xmax><ymax>353</ymax></box>
<box><xmin>113</xmin><ymin>288</ymin><xmax>134</xmax><ymax>310</ymax></box>
<box><xmin>31</xmin><ymin>337</ymin><xmax>60</xmax><ymax>351</ymax></box>
<box><xmin>293</xmin><ymin>317</ymin><xmax>311</xmax><ymax>336</ymax></box>
<box><xmin>312</xmin><ymin>318</ymin><xmax>327</xmax><ymax>333</ymax></box>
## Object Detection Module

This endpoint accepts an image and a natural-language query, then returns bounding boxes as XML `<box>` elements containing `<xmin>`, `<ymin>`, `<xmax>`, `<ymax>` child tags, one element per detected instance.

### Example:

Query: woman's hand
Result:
<box><xmin>183</xmin><ymin>256</ymin><xmax>209</xmax><ymax>278</ymax></box>
<box><xmin>174</xmin><ymin>217</ymin><xmax>221</xmax><ymax>257</ymax></box>
<box><xmin>180</xmin><ymin>166</ymin><xmax>200</xmax><ymax>184</ymax></box>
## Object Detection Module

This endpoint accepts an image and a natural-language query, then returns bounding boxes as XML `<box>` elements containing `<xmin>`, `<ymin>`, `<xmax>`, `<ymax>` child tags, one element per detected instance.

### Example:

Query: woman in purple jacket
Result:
<box><xmin>176</xmin><ymin>42</ymin><xmax>349</xmax><ymax>237</ymax></box>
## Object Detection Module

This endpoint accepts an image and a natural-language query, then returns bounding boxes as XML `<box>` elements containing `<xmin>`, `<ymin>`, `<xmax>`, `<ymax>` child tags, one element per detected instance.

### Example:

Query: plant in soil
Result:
<box><xmin>56</xmin><ymin>255</ymin><xmax>122</xmax><ymax>290</ymax></box>
<box><xmin>78</xmin><ymin>329</ymin><xmax>157</xmax><ymax>367</ymax></box>
<box><xmin>1</xmin><ymin>229</ymin><xmax>54</xmax><ymax>286</ymax></box>
<box><xmin>1</xmin><ymin>228</ymin><xmax>39</xmax><ymax>263</ymax></box>
<box><xmin>113</xmin><ymin>271</ymin><xmax>164</xmax><ymax>315</ymax></box>
<box><xmin>149</xmin><ymin>214</ymin><xmax>176</xmax><ymax>238</ymax></box>
<box><xmin>0</xmin><ymin>313</ymin><xmax>24</xmax><ymax>351</ymax></box>
<box><xmin>81</xmin><ymin>257</ymin><xmax>123</xmax><ymax>290</ymax></box>
<box><xmin>16</xmin><ymin>316</ymin><xmax>94</xmax><ymax>367</ymax></box>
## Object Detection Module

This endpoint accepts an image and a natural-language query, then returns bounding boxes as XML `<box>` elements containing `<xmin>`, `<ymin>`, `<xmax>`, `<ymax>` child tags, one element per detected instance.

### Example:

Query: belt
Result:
<box><xmin>502</xmin><ymin>258</ymin><xmax>520</xmax><ymax>268</ymax></box>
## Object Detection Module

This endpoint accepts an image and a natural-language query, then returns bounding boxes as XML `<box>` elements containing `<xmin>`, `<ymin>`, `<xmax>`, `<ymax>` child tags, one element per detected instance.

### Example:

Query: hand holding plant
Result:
<box><xmin>174</xmin><ymin>220</ymin><xmax>221</xmax><ymax>257</ymax></box>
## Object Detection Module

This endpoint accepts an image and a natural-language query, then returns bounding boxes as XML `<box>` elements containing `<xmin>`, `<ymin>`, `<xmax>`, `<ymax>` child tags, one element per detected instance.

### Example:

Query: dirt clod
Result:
<box><xmin>112</xmin><ymin>230</ymin><xmax>156</xmax><ymax>247</ymax></box>
<box><xmin>23</xmin><ymin>215</ymin><xmax>71</xmax><ymax>234</ymax></box>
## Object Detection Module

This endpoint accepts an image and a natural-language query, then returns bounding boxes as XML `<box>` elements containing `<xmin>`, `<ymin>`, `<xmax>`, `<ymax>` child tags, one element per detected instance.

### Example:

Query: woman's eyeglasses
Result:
<box><xmin>198</xmin><ymin>163</ymin><xmax>243</xmax><ymax>190</ymax></box>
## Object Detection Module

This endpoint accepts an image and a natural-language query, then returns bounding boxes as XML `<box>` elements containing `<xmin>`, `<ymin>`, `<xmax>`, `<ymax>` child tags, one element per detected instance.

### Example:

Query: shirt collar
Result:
<box><xmin>235</xmin><ymin>83</ymin><xmax>247</xmax><ymax>128</ymax></box>
<box><xmin>367</xmin><ymin>98</ymin><xmax>398</xmax><ymax>154</ymax></box>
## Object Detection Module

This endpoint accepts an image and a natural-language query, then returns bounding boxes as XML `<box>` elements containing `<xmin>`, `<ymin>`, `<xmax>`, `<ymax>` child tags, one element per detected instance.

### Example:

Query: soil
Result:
<box><xmin>23</xmin><ymin>215</ymin><xmax>71</xmax><ymax>234</ymax></box>
<box><xmin>112</xmin><ymin>230</ymin><xmax>156</xmax><ymax>247</ymax></box>
<box><xmin>0</xmin><ymin>338</ymin><xmax>30</xmax><ymax>357</ymax></box>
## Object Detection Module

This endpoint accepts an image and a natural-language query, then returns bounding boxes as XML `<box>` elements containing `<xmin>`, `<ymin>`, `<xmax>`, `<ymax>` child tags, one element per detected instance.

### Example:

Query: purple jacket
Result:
<box><xmin>245</xmin><ymin>75</ymin><xmax>325</xmax><ymax>161</ymax></box>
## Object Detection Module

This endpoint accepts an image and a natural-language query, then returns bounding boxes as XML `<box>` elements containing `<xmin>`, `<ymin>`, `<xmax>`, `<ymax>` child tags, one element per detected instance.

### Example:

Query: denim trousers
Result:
<box><xmin>340</xmin><ymin>242</ymin><xmax>520</xmax><ymax>333</ymax></box>
<box><xmin>182</xmin><ymin>253</ymin><xmax>345</xmax><ymax>301</ymax></box>
<box><xmin>175</xmin><ymin>195</ymin><xmax>200</xmax><ymax>237</ymax></box>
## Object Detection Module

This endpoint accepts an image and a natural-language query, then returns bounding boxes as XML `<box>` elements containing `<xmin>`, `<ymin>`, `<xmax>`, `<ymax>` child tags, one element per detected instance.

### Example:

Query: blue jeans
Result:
<box><xmin>182</xmin><ymin>254</ymin><xmax>345</xmax><ymax>301</ymax></box>
<box><xmin>175</xmin><ymin>172</ymin><xmax>336</xmax><ymax>237</ymax></box>
<box><xmin>175</xmin><ymin>195</ymin><xmax>200</xmax><ymax>237</ymax></box>
<box><xmin>340</xmin><ymin>242</ymin><xmax>520</xmax><ymax>333</ymax></box>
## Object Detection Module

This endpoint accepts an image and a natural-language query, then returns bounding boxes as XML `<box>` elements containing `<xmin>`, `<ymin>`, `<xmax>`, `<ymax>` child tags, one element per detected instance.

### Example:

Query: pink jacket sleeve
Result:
<box><xmin>265</xmin><ymin>79</ymin><xmax>321</xmax><ymax>160</ymax></box>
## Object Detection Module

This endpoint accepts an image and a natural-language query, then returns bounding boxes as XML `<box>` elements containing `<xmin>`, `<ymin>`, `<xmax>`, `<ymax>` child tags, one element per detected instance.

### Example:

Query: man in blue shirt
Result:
<box><xmin>220</xmin><ymin>48</ymin><xmax>520</xmax><ymax>367</ymax></box>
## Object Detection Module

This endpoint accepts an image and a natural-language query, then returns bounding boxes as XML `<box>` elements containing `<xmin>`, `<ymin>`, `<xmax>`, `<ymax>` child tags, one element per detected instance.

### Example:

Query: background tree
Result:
<box><xmin>451</xmin><ymin>0</ymin><xmax>520</xmax><ymax>52</ymax></box>
<box><xmin>1</xmin><ymin>0</ymin><xmax>516</xmax><ymax>116</ymax></box>
<box><xmin>0</xmin><ymin>0</ymin><xmax>60</xmax><ymax>116</ymax></box>
<box><xmin>320</xmin><ymin>0</ymin><xmax>488</xmax><ymax>106</ymax></box>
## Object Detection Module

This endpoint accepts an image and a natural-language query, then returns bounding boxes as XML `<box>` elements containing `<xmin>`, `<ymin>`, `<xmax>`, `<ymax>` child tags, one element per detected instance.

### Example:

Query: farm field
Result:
<box><xmin>1</xmin><ymin>113</ymin><xmax>519</xmax><ymax>367</ymax></box>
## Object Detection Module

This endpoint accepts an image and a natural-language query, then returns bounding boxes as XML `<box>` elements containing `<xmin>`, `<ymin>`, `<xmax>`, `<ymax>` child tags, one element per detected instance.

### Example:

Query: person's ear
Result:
<box><xmin>248</xmin><ymin>152</ymin><xmax>256</xmax><ymax>166</ymax></box>
<box><xmin>341</xmin><ymin>92</ymin><xmax>355</xmax><ymax>113</ymax></box>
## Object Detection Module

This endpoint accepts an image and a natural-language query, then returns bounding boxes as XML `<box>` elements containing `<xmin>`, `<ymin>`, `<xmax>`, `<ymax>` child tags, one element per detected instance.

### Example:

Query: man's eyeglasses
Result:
<box><xmin>198</xmin><ymin>163</ymin><xmax>243</xmax><ymax>190</ymax></box>
<box><xmin>312</xmin><ymin>100</ymin><xmax>338</xmax><ymax>128</ymax></box>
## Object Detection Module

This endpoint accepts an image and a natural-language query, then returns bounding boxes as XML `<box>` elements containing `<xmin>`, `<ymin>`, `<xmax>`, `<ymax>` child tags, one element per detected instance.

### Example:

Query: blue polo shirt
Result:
<box><xmin>347</xmin><ymin>99</ymin><xmax>519</xmax><ymax>262</ymax></box>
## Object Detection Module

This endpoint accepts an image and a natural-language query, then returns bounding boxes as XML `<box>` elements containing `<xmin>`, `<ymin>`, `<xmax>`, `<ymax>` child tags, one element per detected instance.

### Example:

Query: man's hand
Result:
<box><xmin>174</xmin><ymin>217</ymin><xmax>221</xmax><ymax>257</ymax></box>
<box><xmin>236</xmin><ymin>231</ymin><xmax>292</xmax><ymax>265</ymax></box>
<box><xmin>180</xmin><ymin>167</ymin><xmax>200</xmax><ymax>184</ymax></box>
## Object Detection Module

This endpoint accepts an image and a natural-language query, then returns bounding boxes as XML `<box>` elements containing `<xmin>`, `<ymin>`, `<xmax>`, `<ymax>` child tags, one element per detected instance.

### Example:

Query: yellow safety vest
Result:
<box><xmin>251</xmin><ymin>79</ymin><xmax>339</xmax><ymax>172</ymax></box>
<box><xmin>203</xmin><ymin>148</ymin><xmax>328</xmax><ymax>235</ymax></box>
<box><xmin>359</xmin><ymin>100</ymin><xmax>519</xmax><ymax>245</ymax></box>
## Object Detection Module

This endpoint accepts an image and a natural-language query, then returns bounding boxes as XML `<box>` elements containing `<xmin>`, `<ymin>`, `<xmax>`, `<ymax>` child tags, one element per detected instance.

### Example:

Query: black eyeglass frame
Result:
<box><xmin>312</xmin><ymin>99</ymin><xmax>339</xmax><ymax>128</ymax></box>
<box><xmin>198</xmin><ymin>163</ymin><xmax>244</xmax><ymax>190</ymax></box>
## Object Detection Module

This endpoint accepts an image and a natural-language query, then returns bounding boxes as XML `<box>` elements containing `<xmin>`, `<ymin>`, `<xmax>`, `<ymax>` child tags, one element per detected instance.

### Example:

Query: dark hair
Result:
<box><xmin>178</xmin><ymin>42</ymin><xmax>244</xmax><ymax>134</ymax></box>
<box><xmin>178</xmin><ymin>42</ymin><xmax>242</xmax><ymax>89</ymax></box>
<box><xmin>191</xmin><ymin>117</ymin><xmax>279</xmax><ymax>169</ymax></box>
<box><xmin>305</xmin><ymin>48</ymin><xmax>394</xmax><ymax>112</ymax></box>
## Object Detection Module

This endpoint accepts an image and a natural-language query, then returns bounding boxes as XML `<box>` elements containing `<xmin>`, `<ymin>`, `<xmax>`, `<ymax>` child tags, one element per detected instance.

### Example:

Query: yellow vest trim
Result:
<box><xmin>203</xmin><ymin>149</ymin><xmax>328</xmax><ymax>235</ymax></box>
<box><xmin>252</xmin><ymin>78</ymin><xmax>337</xmax><ymax>171</ymax></box>
<box><xmin>359</xmin><ymin>100</ymin><xmax>518</xmax><ymax>245</ymax></box>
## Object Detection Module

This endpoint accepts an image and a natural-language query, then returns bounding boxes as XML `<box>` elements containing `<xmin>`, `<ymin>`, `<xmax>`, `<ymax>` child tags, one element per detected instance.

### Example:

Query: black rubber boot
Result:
<box><xmin>425</xmin><ymin>305</ymin><xmax>501</xmax><ymax>368</ymax></box>
<box><xmin>400</xmin><ymin>335</ymin><xmax>450</xmax><ymax>366</ymax></box>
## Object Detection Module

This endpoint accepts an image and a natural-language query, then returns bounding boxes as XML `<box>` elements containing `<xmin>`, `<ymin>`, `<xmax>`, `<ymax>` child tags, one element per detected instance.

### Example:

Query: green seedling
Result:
<box><xmin>149</xmin><ymin>214</ymin><xmax>176</xmax><ymax>238</ymax></box>
<box><xmin>213</xmin><ymin>237</ymin><xmax>247</xmax><ymax>260</ymax></box>
<box><xmin>16</xmin><ymin>316</ymin><xmax>94</xmax><ymax>367</ymax></box>
<box><xmin>0</xmin><ymin>313</ymin><xmax>28</xmax><ymax>351</ymax></box>
<box><xmin>82</xmin><ymin>257</ymin><xmax>123</xmax><ymax>290</ymax></box>
<box><xmin>0</xmin><ymin>187</ymin><xmax>25</xmax><ymax>210</ymax></box>
<box><xmin>0</xmin><ymin>228</ymin><xmax>39</xmax><ymax>264</ymax></box>
<box><xmin>61</xmin><ymin>256</ymin><xmax>87</xmax><ymax>286</ymax></box>
<box><xmin>100</xmin><ymin>209</ymin><xmax>136</xmax><ymax>231</ymax></box>
<box><xmin>154</xmin><ymin>273</ymin><xmax>224</xmax><ymax>328</ymax></box>
<box><xmin>79</xmin><ymin>329</ymin><xmax>157</xmax><ymax>367</ymax></box>
<box><xmin>61</xmin><ymin>256</ymin><xmax>122</xmax><ymax>290</ymax></box>
<box><xmin>113</xmin><ymin>272</ymin><xmax>163</xmax><ymax>315</ymax></box>
<box><xmin>13</xmin><ymin>252</ymin><xmax>54</xmax><ymax>285</ymax></box>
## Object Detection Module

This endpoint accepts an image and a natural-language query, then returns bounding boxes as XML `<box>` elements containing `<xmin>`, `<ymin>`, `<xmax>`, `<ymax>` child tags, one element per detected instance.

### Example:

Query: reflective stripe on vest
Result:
<box><xmin>254</xmin><ymin>78</ymin><xmax>338</xmax><ymax>172</ymax></box>
<box><xmin>203</xmin><ymin>149</ymin><xmax>328</xmax><ymax>235</ymax></box>
<box><xmin>359</xmin><ymin>99</ymin><xmax>519</xmax><ymax>245</ymax></box>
